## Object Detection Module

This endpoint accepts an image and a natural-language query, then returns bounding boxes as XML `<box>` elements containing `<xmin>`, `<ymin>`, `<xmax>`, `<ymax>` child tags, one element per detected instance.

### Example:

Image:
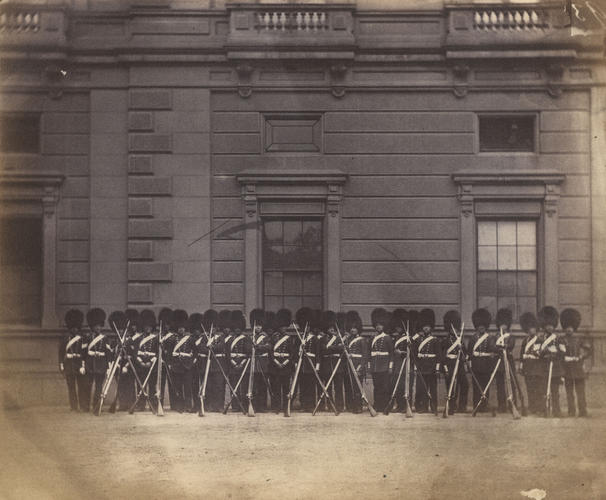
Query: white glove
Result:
<box><xmin>59</xmin><ymin>363</ymin><xmax>65</xmax><ymax>373</ymax></box>
<box><xmin>122</xmin><ymin>366</ymin><xmax>128</xmax><ymax>374</ymax></box>
<box><xmin>79</xmin><ymin>366</ymin><xmax>86</xmax><ymax>375</ymax></box>
<box><xmin>435</xmin><ymin>363</ymin><xmax>440</xmax><ymax>372</ymax></box>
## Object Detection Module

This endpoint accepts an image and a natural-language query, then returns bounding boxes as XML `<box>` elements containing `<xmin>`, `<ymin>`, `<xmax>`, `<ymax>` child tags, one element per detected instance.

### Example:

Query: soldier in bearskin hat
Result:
<box><xmin>188</xmin><ymin>312</ymin><xmax>204</xmax><ymax>413</ymax></box>
<box><xmin>107</xmin><ymin>310</ymin><xmax>130</xmax><ymax>412</ymax></box>
<box><xmin>468</xmin><ymin>308</ymin><xmax>494</xmax><ymax>413</ymax></box>
<box><xmin>85</xmin><ymin>307</ymin><xmax>112</xmax><ymax>414</ymax></box>
<box><xmin>389</xmin><ymin>309</ymin><xmax>409</xmax><ymax>413</ymax></box>
<box><xmin>319</xmin><ymin>310</ymin><xmax>346</xmax><ymax>412</ymax></box>
<box><xmin>494</xmin><ymin>308</ymin><xmax>516</xmax><ymax>413</ymax></box>
<box><xmin>270</xmin><ymin>309</ymin><xmax>296</xmax><ymax>413</ymax></box>
<box><xmin>296</xmin><ymin>307</ymin><xmax>321</xmax><ymax>412</ymax></box>
<box><xmin>441</xmin><ymin>310</ymin><xmax>468</xmax><ymax>414</ymax></box>
<box><xmin>121</xmin><ymin>308</ymin><xmax>142</xmax><ymax>410</ymax></box>
<box><xmin>413</xmin><ymin>308</ymin><xmax>440</xmax><ymax>414</ymax></box>
<box><xmin>203</xmin><ymin>309</ymin><xmax>227</xmax><ymax>411</ymax></box>
<box><xmin>228</xmin><ymin>310</ymin><xmax>250</xmax><ymax>412</ymax></box>
<box><xmin>344</xmin><ymin>310</ymin><xmax>367</xmax><ymax>413</ymax></box>
<box><xmin>561</xmin><ymin>308</ymin><xmax>591</xmax><ymax>417</ymax></box>
<box><xmin>167</xmin><ymin>309</ymin><xmax>195</xmax><ymax>412</ymax></box>
<box><xmin>369</xmin><ymin>308</ymin><xmax>394</xmax><ymax>412</ymax></box>
<box><xmin>519</xmin><ymin>311</ymin><xmax>541</xmax><ymax>415</ymax></box>
<box><xmin>538</xmin><ymin>305</ymin><xmax>564</xmax><ymax>417</ymax></box>
<box><xmin>59</xmin><ymin>309</ymin><xmax>86</xmax><ymax>411</ymax></box>
<box><xmin>135</xmin><ymin>309</ymin><xmax>159</xmax><ymax>411</ymax></box>
<box><xmin>250</xmin><ymin>308</ymin><xmax>272</xmax><ymax>412</ymax></box>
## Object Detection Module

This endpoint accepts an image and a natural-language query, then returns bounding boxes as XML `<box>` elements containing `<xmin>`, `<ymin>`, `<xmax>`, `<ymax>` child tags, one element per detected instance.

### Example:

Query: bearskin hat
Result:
<box><xmin>189</xmin><ymin>312</ymin><xmax>203</xmax><ymax>332</ymax></box>
<box><xmin>322</xmin><ymin>310</ymin><xmax>337</xmax><ymax>331</ymax></box>
<box><xmin>140</xmin><ymin>309</ymin><xmax>157</xmax><ymax>329</ymax></box>
<box><xmin>336</xmin><ymin>312</ymin><xmax>346</xmax><ymax>333</ymax></box>
<box><xmin>276</xmin><ymin>309</ymin><xmax>292</xmax><ymax>329</ymax></box>
<box><xmin>158</xmin><ymin>307</ymin><xmax>173</xmax><ymax>329</ymax></box>
<box><xmin>496</xmin><ymin>308</ymin><xmax>513</xmax><ymax>330</ymax></box>
<box><xmin>345</xmin><ymin>310</ymin><xmax>363</xmax><ymax>333</ymax></box>
<box><xmin>64</xmin><ymin>309</ymin><xmax>84</xmax><ymax>329</ymax></box>
<box><xmin>218</xmin><ymin>310</ymin><xmax>232</xmax><ymax>331</ymax></box>
<box><xmin>419</xmin><ymin>308</ymin><xmax>435</xmax><ymax>329</ymax></box>
<box><xmin>172</xmin><ymin>309</ymin><xmax>189</xmax><ymax>330</ymax></box>
<box><xmin>203</xmin><ymin>309</ymin><xmax>219</xmax><ymax>332</ymax></box>
<box><xmin>538</xmin><ymin>306</ymin><xmax>559</xmax><ymax>329</ymax></box>
<box><xmin>443</xmin><ymin>310</ymin><xmax>461</xmax><ymax>335</ymax></box>
<box><xmin>407</xmin><ymin>310</ymin><xmax>419</xmax><ymax>333</ymax></box>
<box><xmin>295</xmin><ymin>307</ymin><xmax>312</xmax><ymax>330</ymax></box>
<box><xmin>391</xmin><ymin>308</ymin><xmax>408</xmax><ymax>332</ymax></box>
<box><xmin>250</xmin><ymin>308</ymin><xmax>265</xmax><ymax>329</ymax></box>
<box><xmin>265</xmin><ymin>311</ymin><xmax>277</xmax><ymax>332</ymax></box>
<box><xmin>371</xmin><ymin>308</ymin><xmax>391</xmax><ymax>329</ymax></box>
<box><xmin>87</xmin><ymin>308</ymin><xmax>106</xmax><ymax>328</ymax></box>
<box><xmin>231</xmin><ymin>310</ymin><xmax>246</xmax><ymax>331</ymax></box>
<box><xmin>472</xmin><ymin>308</ymin><xmax>491</xmax><ymax>330</ymax></box>
<box><xmin>560</xmin><ymin>308</ymin><xmax>581</xmax><ymax>332</ymax></box>
<box><xmin>125</xmin><ymin>309</ymin><xmax>140</xmax><ymax>329</ymax></box>
<box><xmin>109</xmin><ymin>310</ymin><xmax>127</xmax><ymax>331</ymax></box>
<box><xmin>519</xmin><ymin>312</ymin><xmax>537</xmax><ymax>333</ymax></box>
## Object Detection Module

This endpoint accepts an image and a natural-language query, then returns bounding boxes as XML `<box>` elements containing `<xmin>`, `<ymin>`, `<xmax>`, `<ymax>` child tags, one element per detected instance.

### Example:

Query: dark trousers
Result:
<box><xmin>207</xmin><ymin>372</ymin><xmax>226</xmax><ymax>411</ymax></box>
<box><xmin>524</xmin><ymin>375</ymin><xmax>544</xmax><ymax>415</ymax></box>
<box><xmin>321</xmin><ymin>370</ymin><xmax>344</xmax><ymax>412</ymax></box>
<box><xmin>253</xmin><ymin>372</ymin><xmax>269</xmax><ymax>412</ymax></box>
<box><xmin>77</xmin><ymin>373</ymin><xmax>91</xmax><ymax>412</ymax></box>
<box><xmin>444</xmin><ymin>368</ymin><xmax>469</xmax><ymax>413</ymax></box>
<box><xmin>344</xmin><ymin>368</ymin><xmax>364</xmax><ymax>413</ymax></box>
<box><xmin>270</xmin><ymin>371</ymin><xmax>291</xmax><ymax>412</ymax></box>
<box><xmin>544</xmin><ymin>376</ymin><xmax>561</xmax><ymax>415</ymax></box>
<box><xmin>372</xmin><ymin>372</ymin><xmax>390</xmax><ymax>412</ymax></box>
<box><xmin>192</xmin><ymin>367</ymin><xmax>201</xmax><ymax>412</ymax></box>
<box><xmin>171</xmin><ymin>369</ymin><xmax>193</xmax><ymax>412</ymax></box>
<box><xmin>472</xmin><ymin>371</ymin><xmax>491</xmax><ymax>412</ymax></box>
<box><xmin>64</xmin><ymin>373</ymin><xmax>78</xmax><ymax>410</ymax></box>
<box><xmin>299</xmin><ymin>373</ymin><xmax>316</xmax><ymax>411</ymax></box>
<box><xmin>135</xmin><ymin>365</ymin><xmax>156</xmax><ymax>411</ymax></box>
<box><xmin>117</xmin><ymin>370</ymin><xmax>136</xmax><ymax>411</ymax></box>
<box><xmin>415</xmin><ymin>372</ymin><xmax>437</xmax><ymax>413</ymax></box>
<box><xmin>91</xmin><ymin>372</ymin><xmax>105</xmax><ymax>413</ymax></box>
<box><xmin>564</xmin><ymin>377</ymin><xmax>587</xmax><ymax>416</ymax></box>
<box><xmin>228</xmin><ymin>368</ymin><xmax>249</xmax><ymax>412</ymax></box>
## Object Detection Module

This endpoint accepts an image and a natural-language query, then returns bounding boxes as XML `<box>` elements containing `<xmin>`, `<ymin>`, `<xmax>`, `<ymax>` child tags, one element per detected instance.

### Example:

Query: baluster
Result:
<box><xmin>496</xmin><ymin>11</ymin><xmax>504</xmax><ymax>29</ymax></box>
<box><xmin>304</xmin><ymin>12</ymin><xmax>311</xmax><ymax>31</ymax></box>
<box><xmin>482</xmin><ymin>12</ymin><xmax>490</xmax><ymax>30</ymax></box>
<box><xmin>310</xmin><ymin>12</ymin><xmax>317</xmax><ymax>31</ymax></box>
<box><xmin>16</xmin><ymin>12</ymin><xmax>23</xmax><ymax>31</ymax></box>
<box><xmin>320</xmin><ymin>12</ymin><xmax>326</xmax><ymax>30</ymax></box>
<box><xmin>269</xmin><ymin>12</ymin><xmax>277</xmax><ymax>30</ymax></box>
<box><xmin>489</xmin><ymin>11</ymin><xmax>497</xmax><ymax>30</ymax></box>
<box><xmin>505</xmin><ymin>11</ymin><xmax>513</xmax><ymax>30</ymax></box>
<box><xmin>473</xmin><ymin>11</ymin><xmax>481</xmax><ymax>29</ymax></box>
<box><xmin>530</xmin><ymin>10</ymin><xmax>539</xmax><ymax>27</ymax></box>
<box><xmin>522</xmin><ymin>10</ymin><xmax>530</xmax><ymax>29</ymax></box>
<box><xmin>514</xmin><ymin>11</ymin><xmax>522</xmax><ymax>29</ymax></box>
<box><xmin>296</xmin><ymin>11</ymin><xmax>303</xmax><ymax>30</ymax></box>
<box><xmin>279</xmin><ymin>12</ymin><xmax>286</xmax><ymax>31</ymax></box>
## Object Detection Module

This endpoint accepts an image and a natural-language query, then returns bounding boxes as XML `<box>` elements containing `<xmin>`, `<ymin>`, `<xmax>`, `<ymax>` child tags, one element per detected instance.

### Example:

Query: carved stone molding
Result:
<box><xmin>452</xmin><ymin>64</ymin><xmax>470</xmax><ymax>98</ymax></box>
<box><xmin>236</xmin><ymin>63</ymin><xmax>254</xmax><ymax>99</ymax></box>
<box><xmin>329</xmin><ymin>63</ymin><xmax>348</xmax><ymax>98</ymax></box>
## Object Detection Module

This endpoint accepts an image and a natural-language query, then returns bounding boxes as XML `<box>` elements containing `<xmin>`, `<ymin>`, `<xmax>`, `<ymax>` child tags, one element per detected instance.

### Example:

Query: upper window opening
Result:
<box><xmin>0</xmin><ymin>114</ymin><xmax>40</xmax><ymax>153</ymax></box>
<box><xmin>479</xmin><ymin>115</ymin><xmax>535</xmax><ymax>153</ymax></box>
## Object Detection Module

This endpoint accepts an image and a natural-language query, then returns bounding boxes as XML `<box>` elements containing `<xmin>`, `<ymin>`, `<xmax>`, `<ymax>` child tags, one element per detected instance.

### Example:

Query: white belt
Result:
<box><xmin>88</xmin><ymin>351</ymin><xmax>105</xmax><ymax>357</ymax></box>
<box><xmin>140</xmin><ymin>351</ymin><xmax>155</xmax><ymax>356</ymax></box>
<box><xmin>214</xmin><ymin>353</ymin><xmax>225</xmax><ymax>358</ymax></box>
<box><xmin>306</xmin><ymin>352</ymin><xmax>316</xmax><ymax>358</ymax></box>
<box><xmin>351</xmin><ymin>354</ymin><xmax>362</xmax><ymax>358</ymax></box>
<box><xmin>418</xmin><ymin>353</ymin><xmax>436</xmax><ymax>358</ymax></box>
<box><xmin>274</xmin><ymin>352</ymin><xmax>289</xmax><ymax>357</ymax></box>
<box><xmin>523</xmin><ymin>354</ymin><xmax>537</xmax><ymax>360</ymax></box>
<box><xmin>446</xmin><ymin>354</ymin><xmax>457</xmax><ymax>360</ymax></box>
<box><xmin>371</xmin><ymin>351</ymin><xmax>389</xmax><ymax>356</ymax></box>
<box><xmin>232</xmin><ymin>353</ymin><xmax>247</xmax><ymax>358</ymax></box>
<box><xmin>473</xmin><ymin>352</ymin><xmax>494</xmax><ymax>358</ymax></box>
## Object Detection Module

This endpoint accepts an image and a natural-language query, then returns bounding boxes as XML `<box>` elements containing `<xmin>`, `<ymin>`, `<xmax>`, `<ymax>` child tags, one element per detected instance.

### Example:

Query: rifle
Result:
<box><xmin>292</xmin><ymin>323</ymin><xmax>339</xmax><ymax>416</ymax></box>
<box><xmin>499</xmin><ymin>327</ymin><xmax>521</xmax><ymax>420</ymax></box>
<box><xmin>247</xmin><ymin>321</ymin><xmax>257</xmax><ymax>417</ymax></box>
<box><xmin>286</xmin><ymin>323</ymin><xmax>308</xmax><ymax>417</ymax></box>
<box><xmin>200</xmin><ymin>323</ymin><xmax>247</xmax><ymax>415</ymax></box>
<box><xmin>545</xmin><ymin>360</ymin><xmax>553</xmax><ymax>418</ymax></box>
<box><xmin>335</xmin><ymin>323</ymin><xmax>376</xmax><ymax>417</ymax></box>
<box><xmin>223</xmin><ymin>358</ymin><xmax>251</xmax><ymax>414</ymax></box>
<box><xmin>384</xmin><ymin>351</ymin><xmax>406</xmax><ymax>415</ymax></box>
<box><xmin>97</xmin><ymin>320</ymin><xmax>130</xmax><ymax>416</ymax></box>
<box><xmin>198</xmin><ymin>323</ymin><xmax>213</xmax><ymax>417</ymax></box>
<box><xmin>407</xmin><ymin>333</ymin><xmax>435</xmax><ymax>416</ymax></box>
<box><xmin>508</xmin><ymin>360</ymin><xmax>528</xmax><ymax>416</ymax></box>
<box><xmin>471</xmin><ymin>358</ymin><xmax>501</xmax><ymax>417</ymax></box>
<box><xmin>403</xmin><ymin>321</ymin><xmax>413</xmax><ymax>418</ymax></box>
<box><xmin>129</xmin><ymin>357</ymin><xmax>159</xmax><ymax>414</ymax></box>
<box><xmin>156</xmin><ymin>320</ymin><xmax>164</xmax><ymax>416</ymax></box>
<box><xmin>443</xmin><ymin>323</ymin><xmax>465</xmax><ymax>419</ymax></box>
<box><xmin>313</xmin><ymin>356</ymin><xmax>342</xmax><ymax>416</ymax></box>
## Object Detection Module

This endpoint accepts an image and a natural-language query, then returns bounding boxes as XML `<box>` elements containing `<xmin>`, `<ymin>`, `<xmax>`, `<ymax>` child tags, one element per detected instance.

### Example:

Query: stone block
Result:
<box><xmin>172</xmin><ymin>133</ymin><xmax>209</xmax><ymax>154</ymax></box>
<box><xmin>90</xmin><ymin>218</ymin><xmax>128</xmax><ymax>241</ymax></box>
<box><xmin>128</xmin><ymin>112</ymin><xmax>154</xmax><ymax>131</ymax></box>
<box><xmin>129</xmin><ymin>219</ymin><xmax>173</xmax><ymax>239</ymax></box>
<box><xmin>58</xmin><ymin>219</ymin><xmax>89</xmax><ymax>240</ymax></box>
<box><xmin>57</xmin><ymin>262</ymin><xmax>88</xmax><ymax>283</ymax></box>
<box><xmin>128</xmin><ymin>262</ymin><xmax>172</xmax><ymax>281</ymax></box>
<box><xmin>128</xmin><ymin>283</ymin><xmax>153</xmax><ymax>303</ymax></box>
<box><xmin>128</xmin><ymin>197</ymin><xmax>153</xmax><ymax>217</ymax></box>
<box><xmin>129</xmin><ymin>134</ymin><xmax>172</xmax><ymax>153</ymax></box>
<box><xmin>61</xmin><ymin>176</ymin><xmax>90</xmax><ymax>198</ymax></box>
<box><xmin>91</xmin><ymin>134</ymin><xmax>128</xmax><ymax>155</ymax></box>
<box><xmin>128</xmin><ymin>155</ymin><xmax>153</xmax><ymax>175</ymax></box>
<box><xmin>58</xmin><ymin>241</ymin><xmax>89</xmax><ymax>262</ymax></box>
<box><xmin>90</xmin><ymin>240</ymin><xmax>126</xmax><ymax>262</ymax></box>
<box><xmin>129</xmin><ymin>90</ymin><xmax>172</xmax><ymax>110</ymax></box>
<box><xmin>91</xmin><ymin>90</ymin><xmax>128</xmax><ymax>112</ymax></box>
<box><xmin>58</xmin><ymin>198</ymin><xmax>90</xmax><ymax>219</ymax></box>
<box><xmin>91</xmin><ymin>112</ymin><xmax>127</xmax><ymax>134</ymax></box>
<box><xmin>128</xmin><ymin>176</ymin><xmax>172</xmax><ymax>196</ymax></box>
<box><xmin>42</xmin><ymin>135</ymin><xmax>89</xmax><ymax>155</ymax></box>
<box><xmin>90</xmin><ymin>198</ymin><xmax>127</xmax><ymax>219</ymax></box>
<box><xmin>91</xmin><ymin>176</ymin><xmax>127</xmax><ymax>198</ymax></box>
<box><xmin>91</xmin><ymin>262</ymin><xmax>127</xmax><ymax>283</ymax></box>
<box><xmin>43</xmin><ymin>113</ymin><xmax>90</xmax><ymax>134</ymax></box>
<box><xmin>90</xmin><ymin>154</ymin><xmax>127</xmax><ymax>176</ymax></box>
<box><xmin>128</xmin><ymin>240</ymin><xmax>153</xmax><ymax>260</ymax></box>
<box><xmin>56</xmin><ymin>283</ymin><xmax>89</xmax><ymax>304</ymax></box>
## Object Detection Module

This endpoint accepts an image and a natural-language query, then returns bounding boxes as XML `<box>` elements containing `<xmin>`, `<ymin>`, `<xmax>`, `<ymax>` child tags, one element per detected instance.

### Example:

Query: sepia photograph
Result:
<box><xmin>0</xmin><ymin>0</ymin><xmax>605</xmax><ymax>498</ymax></box>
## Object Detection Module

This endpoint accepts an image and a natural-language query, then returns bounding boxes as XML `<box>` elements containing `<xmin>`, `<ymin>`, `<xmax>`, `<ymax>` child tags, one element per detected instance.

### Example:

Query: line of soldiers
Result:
<box><xmin>58</xmin><ymin>304</ymin><xmax>592</xmax><ymax>418</ymax></box>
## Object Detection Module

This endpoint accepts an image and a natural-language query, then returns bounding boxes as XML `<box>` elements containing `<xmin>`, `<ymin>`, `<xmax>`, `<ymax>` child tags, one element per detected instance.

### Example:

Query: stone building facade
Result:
<box><xmin>0</xmin><ymin>0</ymin><xmax>605</xmax><ymax>406</ymax></box>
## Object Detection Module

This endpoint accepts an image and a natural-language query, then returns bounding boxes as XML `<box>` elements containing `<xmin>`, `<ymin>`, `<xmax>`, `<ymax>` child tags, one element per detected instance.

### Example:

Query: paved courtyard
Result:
<box><xmin>1</xmin><ymin>407</ymin><xmax>604</xmax><ymax>500</ymax></box>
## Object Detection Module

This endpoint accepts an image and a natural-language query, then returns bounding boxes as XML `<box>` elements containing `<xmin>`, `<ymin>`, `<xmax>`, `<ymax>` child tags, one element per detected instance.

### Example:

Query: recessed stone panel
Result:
<box><xmin>128</xmin><ymin>112</ymin><xmax>154</xmax><ymax>131</ymax></box>
<box><xmin>128</xmin><ymin>155</ymin><xmax>153</xmax><ymax>175</ymax></box>
<box><xmin>128</xmin><ymin>262</ymin><xmax>172</xmax><ymax>281</ymax></box>
<box><xmin>129</xmin><ymin>90</ymin><xmax>172</xmax><ymax>110</ymax></box>
<box><xmin>128</xmin><ymin>197</ymin><xmax>153</xmax><ymax>217</ymax></box>
<box><xmin>129</xmin><ymin>219</ymin><xmax>173</xmax><ymax>239</ymax></box>
<box><xmin>128</xmin><ymin>240</ymin><xmax>153</xmax><ymax>260</ymax></box>
<box><xmin>128</xmin><ymin>283</ymin><xmax>153</xmax><ymax>303</ymax></box>
<box><xmin>128</xmin><ymin>176</ymin><xmax>172</xmax><ymax>196</ymax></box>
<box><xmin>129</xmin><ymin>134</ymin><xmax>172</xmax><ymax>153</ymax></box>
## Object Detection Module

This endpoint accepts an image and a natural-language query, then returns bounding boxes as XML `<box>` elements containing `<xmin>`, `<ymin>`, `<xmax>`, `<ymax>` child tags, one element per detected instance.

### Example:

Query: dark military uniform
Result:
<box><xmin>538</xmin><ymin>305</ymin><xmax>564</xmax><ymax>417</ymax></box>
<box><xmin>85</xmin><ymin>308</ymin><xmax>112</xmax><ymax>414</ymax></box>
<box><xmin>369</xmin><ymin>308</ymin><xmax>394</xmax><ymax>412</ymax></box>
<box><xmin>441</xmin><ymin>310</ymin><xmax>468</xmax><ymax>414</ymax></box>
<box><xmin>228</xmin><ymin>331</ymin><xmax>251</xmax><ymax>412</ymax></box>
<box><xmin>59</xmin><ymin>309</ymin><xmax>86</xmax><ymax>411</ymax></box>
<box><xmin>468</xmin><ymin>308</ymin><xmax>496</xmax><ymax>413</ymax></box>
<box><xmin>494</xmin><ymin>309</ymin><xmax>516</xmax><ymax>413</ymax></box>
<box><xmin>561</xmin><ymin>308</ymin><xmax>591</xmax><ymax>417</ymax></box>
<box><xmin>413</xmin><ymin>336</ymin><xmax>440</xmax><ymax>413</ymax></box>
<box><xmin>299</xmin><ymin>329</ymin><xmax>322</xmax><ymax>412</ymax></box>
<box><xmin>135</xmin><ymin>329</ymin><xmax>159</xmax><ymax>411</ymax></box>
<box><xmin>345</xmin><ymin>328</ymin><xmax>369</xmax><ymax>413</ymax></box>
<box><xmin>168</xmin><ymin>310</ymin><xmax>195</xmax><ymax>412</ymax></box>
<box><xmin>252</xmin><ymin>329</ymin><xmax>272</xmax><ymax>412</ymax></box>
<box><xmin>270</xmin><ymin>309</ymin><xmax>295</xmax><ymax>413</ymax></box>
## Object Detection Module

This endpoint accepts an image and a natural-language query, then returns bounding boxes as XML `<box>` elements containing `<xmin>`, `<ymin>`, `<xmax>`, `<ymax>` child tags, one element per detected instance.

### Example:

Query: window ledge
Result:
<box><xmin>237</xmin><ymin>168</ymin><xmax>347</xmax><ymax>186</ymax></box>
<box><xmin>452</xmin><ymin>169</ymin><xmax>565</xmax><ymax>186</ymax></box>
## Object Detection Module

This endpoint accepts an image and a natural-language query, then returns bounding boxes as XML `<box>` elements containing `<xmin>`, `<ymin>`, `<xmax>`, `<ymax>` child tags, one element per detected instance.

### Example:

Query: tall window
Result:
<box><xmin>262</xmin><ymin>218</ymin><xmax>323</xmax><ymax>311</ymax></box>
<box><xmin>0</xmin><ymin>217</ymin><xmax>43</xmax><ymax>324</ymax></box>
<box><xmin>0</xmin><ymin>114</ymin><xmax>40</xmax><ymax>153</ymax></box>
<box><xmin>477</xmin><ymin>220</ymin><xmax>537</xmax><ymax>319</ymax></box>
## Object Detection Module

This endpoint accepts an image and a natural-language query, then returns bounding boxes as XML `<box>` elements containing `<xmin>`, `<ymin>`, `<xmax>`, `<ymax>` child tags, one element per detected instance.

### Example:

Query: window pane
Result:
<box><xmin>263</xmin><ymin>220</ymin><xmax>282</xmax><ymax>244</ymax></box>
<box><xmin>264</xmin><ymin>271</ymin><xmax>282</xmax><ymax>295</ymax></box>
<box><xmin>478</xmin><ymin>221</ymin><xmax>497</xmax><ymax>246</ymax></box>
<box><xmin>303</xmin><ymin>273</ymin><xmax>322</xmax><ymax>296</ymax></box>
<box><xmin>497</xmin><ymin>297</ymin><xmax>516</xmax><ymax>319</ymax></box>
<box><xmin>477</xmin><ymin>271</ymin><xmax>497</xmax><ymax>296</ymax></box>
<box><xmin>497</xmin><ymin>221</ymin><xmax>516</xmax><ymax>246</ymax></box>
<box><xmin>263</xmin><ymin>245</ymin><xmax>283</xmax><ymax>270</ymax></box>
<box><xmin>478</xmin><ymin>246</ymin><xmax>497</xmax><ymax>270</ymax></box>
<box><xmin>517</xmin><ymin>272</ymin><xmax>537</xmax><ymax>297</ymax></box>
<box><xmin>301</xmin><ymin>223</ymin><xmax>322</xmax><ymax>249</ymax></box>
<box><xmin>283</xmin><ymin>220</ymin><xmax>302</xmax><ymax>245</ymax></box>
<box><xmin>283</xmin><ymin>272</ymin><xmax>302</xmax><ymax>295</ymax></box>
<box><xmin>517</xmin><ymin>221</ymin><xmax>536</xmax><ymax>246</ymax></box>
<box><xmin>479</xmin><ymin>115</ymin><xmax>535</xmax><ymax>152</ymax></box>
<box><xmin>497</xmin><ymin>246</ymin><xmax>517</xmax><ymax>270</ymax></box>
<box><xmin>497</xmin><ymin>271</ymin><xmax>516</xmax><ymax>296</ymax></box>
<box><xmin>284</xmin><ymin>296</ymin><xmax>302</xmax><ymax>313</ymax></box>
<box><xmin>264</xmin><ymin>295</ymin><xmax>282</xmax><ymax>312</ymax></box>
<box><xmin>518</xmin><ymin>296</ymin><xmax>537</xmax><ymax>317</ymax></box>
<box><xmin>477</xmin><ymin>296</ymin><xmax>497</xmax><ymax>318</ymax></box>
<box><xmin>303</xmin><ymin>295</ymin><xmax>323</xmax><ymax>310</ymax></box>
<box><xmin>517</xmin><ymin>246</ymin><xmax>536</xmax><ymax>271</ymax></box>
